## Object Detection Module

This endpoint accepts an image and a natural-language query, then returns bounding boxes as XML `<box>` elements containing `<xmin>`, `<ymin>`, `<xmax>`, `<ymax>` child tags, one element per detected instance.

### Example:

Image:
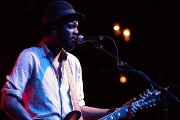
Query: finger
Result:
<box><xmin>132</xmin><ymin>106</ymin><xmax>138</xmax><ymax>110</ymax></box>
<box><xmin>131</xmin><ymin>111</ymin><xmax>135</xmax><ymax>117</ymax></box>
<box><xmin>131</xmin><ymin>107</ymin><xmax>136</xmax><ymax>114</ymax></box>
<box><xmin>133</xmin><ymin>104</ymin><xmax>142</xmax><ymax>110</ymax></box>
<box><xmin>128</xmin><ymin>105</ymin><xmax>136</xmax><ymax>114</ymax></box>
<box><xmin>128</xmin><ymin>111</ymin><xmax>135</xmax><ymax>118</ymax></box>
<box><xmin>129</xmin><ymin>98</ymin><xmax>136</xmax><ymax>103</ymax></box>
<box><xmin>125</xmin><ymin>98</ymin><xmax>136</xmax><ymax>106</ymax></box>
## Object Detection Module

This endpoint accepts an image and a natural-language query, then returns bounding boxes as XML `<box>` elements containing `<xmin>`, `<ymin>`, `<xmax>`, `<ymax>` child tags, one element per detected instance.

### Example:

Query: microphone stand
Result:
<box><xmin>91</xmin><ymin>40</ymin><xmax>180</xmax><ymax>120</ymax></box>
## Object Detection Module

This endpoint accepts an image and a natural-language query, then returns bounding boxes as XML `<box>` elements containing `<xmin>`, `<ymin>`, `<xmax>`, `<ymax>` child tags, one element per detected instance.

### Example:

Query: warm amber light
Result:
<box><xmin>122</xmin><ymin>28</ymin><xmax>131</xmax><ymax>42</ymax></box>
<box><xmin>113</xmin><ymin>23</ymin><xmax>121</xmax><ymax>36</ymax></box>
<box><xmin>114</xmin><ymin>25</ymin><xmax>120</xmax><ymax>31</ymax></box>
<box><xmin>119</xmin><ymin>74</ymin><xmax>127</xmax><ymax>84</ymax></box>
<box><xmin>123</xmin><ymin>29</ymin><xmax>130</xmax><ymax>36</ymax></box>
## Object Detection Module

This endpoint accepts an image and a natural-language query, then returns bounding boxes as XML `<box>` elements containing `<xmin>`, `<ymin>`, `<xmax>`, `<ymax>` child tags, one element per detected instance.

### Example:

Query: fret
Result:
<box><xmin>98</xmin><ymin>89</ymin><xmax>161</xmax><ymax>120</ymax></box>
<box><xmin>99</xmin><ymin>107</ymin><xmax>128</xmax><ymax>120</ymax></box>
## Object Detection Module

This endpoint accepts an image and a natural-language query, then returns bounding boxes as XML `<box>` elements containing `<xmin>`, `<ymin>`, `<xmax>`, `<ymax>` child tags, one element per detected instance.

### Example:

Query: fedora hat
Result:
<box><xmin>41</xmin><ymin>0</ymin><xmax>85</xmax><ymax>26</ymax></box>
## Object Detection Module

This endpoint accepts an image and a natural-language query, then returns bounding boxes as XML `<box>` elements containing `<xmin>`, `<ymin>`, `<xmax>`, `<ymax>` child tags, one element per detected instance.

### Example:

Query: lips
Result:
<box><xmin>71</xmin><ymin>35</ymin><xmax>78</xmax><ymax>40</ymax></box>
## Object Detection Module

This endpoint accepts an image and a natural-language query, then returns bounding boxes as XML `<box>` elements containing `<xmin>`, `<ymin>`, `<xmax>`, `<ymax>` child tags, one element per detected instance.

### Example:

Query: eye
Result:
<box><xmin>67</xmin><ymin>21</ymin><xmax>78</xmax><ymax>29</ymax></box>
<box><xmin>68</xmin><ymin>24</ymin><xmax>76</xmax><ymax>29</ymax></box>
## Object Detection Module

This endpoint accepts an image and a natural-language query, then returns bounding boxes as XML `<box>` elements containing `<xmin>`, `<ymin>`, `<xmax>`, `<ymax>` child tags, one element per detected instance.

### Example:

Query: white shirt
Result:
<box><xmin>1</xmin><ymin>41</ymin><xmax>85</xmax><ymax>119</ymax></box>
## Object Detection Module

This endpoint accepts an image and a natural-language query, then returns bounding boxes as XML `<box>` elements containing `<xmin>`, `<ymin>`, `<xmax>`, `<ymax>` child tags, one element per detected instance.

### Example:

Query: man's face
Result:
<box><xmin>56</xmin><ymin>21</ymin><xmax>79</xmax><ymax>50</ymax></box>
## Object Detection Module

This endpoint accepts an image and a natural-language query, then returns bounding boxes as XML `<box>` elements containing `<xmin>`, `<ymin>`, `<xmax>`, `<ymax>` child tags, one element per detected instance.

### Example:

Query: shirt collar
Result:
<box><xmin>38</xmin><ymin>40</ymin><xmax>68</xmax><ymax>61</ymax></box>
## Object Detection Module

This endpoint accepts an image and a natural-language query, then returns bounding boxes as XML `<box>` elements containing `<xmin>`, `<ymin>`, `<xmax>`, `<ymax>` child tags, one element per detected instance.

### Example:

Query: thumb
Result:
<box><xmin>122</xmin><ymin>98</ymin><xmax>136</xmax><ymax>107</ymax></box>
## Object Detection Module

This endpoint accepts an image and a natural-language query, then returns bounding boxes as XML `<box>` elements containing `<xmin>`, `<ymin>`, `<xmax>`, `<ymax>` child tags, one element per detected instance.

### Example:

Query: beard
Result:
<box><xmin>58</xmin><ymin>34</ymin><xmax>76</xmax><ymax>51</ymax></box>
<box><xmin>65</xmin><ymin>39</ymin><xmax>76</xmax><ymax>51</ymax></box>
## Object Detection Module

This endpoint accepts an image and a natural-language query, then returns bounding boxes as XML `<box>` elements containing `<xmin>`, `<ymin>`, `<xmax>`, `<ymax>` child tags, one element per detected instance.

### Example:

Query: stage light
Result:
<box><xmin>119</xmin><ymin>74</ymin><xmax>127</xmax><ymax>84</ymax></box>
<box><xmin>122</xmin><ymin>28</ymin><xmax>131</xmax><ymax>42</ymax></box>
<box><xmin>113</xmin><ymin>23</ymin><xmax>121</xmax><ymax>36</ymax></box>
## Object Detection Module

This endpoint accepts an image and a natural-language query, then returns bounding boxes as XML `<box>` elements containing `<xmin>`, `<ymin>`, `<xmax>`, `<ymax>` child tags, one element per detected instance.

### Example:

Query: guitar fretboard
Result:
<box><xmin>98</xmin><ymin>106</ymin><xmax>128</xmax><ymax>120</ymax></box>
<box><xmin>98</xmin><ymin>90</ymin><xmax>161</xmax><ymax>120</ymax></box>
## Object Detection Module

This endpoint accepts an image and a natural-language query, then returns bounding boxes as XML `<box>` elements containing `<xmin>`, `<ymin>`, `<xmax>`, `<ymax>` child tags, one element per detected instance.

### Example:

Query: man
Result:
<box><xmin>1</xmin><ymin>1</ymin><xmax>141</xmax><ymax>120</ymax></box>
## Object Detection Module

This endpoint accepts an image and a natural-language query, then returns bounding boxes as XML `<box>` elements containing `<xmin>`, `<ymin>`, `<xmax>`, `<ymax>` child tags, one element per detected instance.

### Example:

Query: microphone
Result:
<box><xmin>77</xmin><ymin>35</ymin><xmax>109</xmax><ymax>44</ymax></box>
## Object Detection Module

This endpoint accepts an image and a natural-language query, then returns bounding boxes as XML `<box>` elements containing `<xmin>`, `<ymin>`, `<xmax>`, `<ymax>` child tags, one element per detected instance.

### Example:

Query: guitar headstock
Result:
<box><xmin>135</xmin><ymin>89</ymin><xmax>161</xmax><ymax>108</ymax></box>
<box><xmin>98</xmin><ymin>89</ymin><xmax>162</xmax><ymax>120</ymax></box>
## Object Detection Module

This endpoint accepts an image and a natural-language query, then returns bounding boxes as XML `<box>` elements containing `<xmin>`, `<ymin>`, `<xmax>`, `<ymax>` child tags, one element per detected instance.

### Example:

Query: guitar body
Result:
<box><xmin>64</xmin><ymin>110</ymin><xmax>81</xmax><ymax>120</ymax></box>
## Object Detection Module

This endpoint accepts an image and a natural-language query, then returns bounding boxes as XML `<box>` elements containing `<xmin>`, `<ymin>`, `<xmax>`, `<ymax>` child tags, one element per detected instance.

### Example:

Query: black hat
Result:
<box><xmin>41</xmin><ymin>0</ymin><xmax>85</xmax><ymax>26</ymax></box>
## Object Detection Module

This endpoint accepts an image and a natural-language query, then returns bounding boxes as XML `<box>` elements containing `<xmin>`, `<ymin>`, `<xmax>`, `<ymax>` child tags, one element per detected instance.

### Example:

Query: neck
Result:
<box><xmin>43</xmin><ymin>37</ymin><xmax>62</xmax><ymax>57</ymax></box>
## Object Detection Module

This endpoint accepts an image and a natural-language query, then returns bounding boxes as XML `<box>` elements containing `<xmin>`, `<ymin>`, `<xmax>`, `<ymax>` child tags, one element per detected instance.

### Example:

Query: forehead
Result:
<box><xmin>68</xmin><ymin>21</ymin><xmax>78</xmax><ymax>25</ymax></box>
<box><xmin>54</xmin><ymin>19</ymin><xmax>78</xmax><ymax>27</ymax></box>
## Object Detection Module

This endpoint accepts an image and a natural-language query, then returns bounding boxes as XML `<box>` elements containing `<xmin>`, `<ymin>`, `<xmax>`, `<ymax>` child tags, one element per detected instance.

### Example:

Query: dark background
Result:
<box><xmin>0</xmin><ymin>0</ymin><xmax>180</xmax><ymax>120</ymax></box>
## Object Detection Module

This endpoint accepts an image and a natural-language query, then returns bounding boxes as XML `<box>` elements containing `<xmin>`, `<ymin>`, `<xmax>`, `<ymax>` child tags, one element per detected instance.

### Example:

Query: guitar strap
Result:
<box><xmin>64</xmin><ymin>60</ymin><xmax>83</xmax><ymax>120</ymax></box>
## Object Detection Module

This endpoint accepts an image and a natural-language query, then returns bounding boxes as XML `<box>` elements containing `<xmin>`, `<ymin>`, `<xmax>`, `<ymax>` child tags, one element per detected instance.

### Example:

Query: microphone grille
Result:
<box><xmin>77</xmin><ymin>35</ymin><xmax>84</xmax><ymax>44</ymax></box>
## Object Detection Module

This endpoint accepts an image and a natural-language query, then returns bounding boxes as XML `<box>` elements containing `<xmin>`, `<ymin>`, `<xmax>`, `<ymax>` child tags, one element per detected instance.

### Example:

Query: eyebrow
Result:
<box><xmin>71</xmin><ymin>21</ymin><xmax>78</xmax><ymax>25</ymax></box>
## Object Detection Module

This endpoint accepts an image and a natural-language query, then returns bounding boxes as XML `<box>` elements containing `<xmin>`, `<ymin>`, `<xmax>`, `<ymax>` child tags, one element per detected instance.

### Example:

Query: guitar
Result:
<box><xmin>34</xmin><ymin>110</ymin><xmax>81</xmax><ymax>120</ymax></box>
<box><xmin>62</xmin><ymin>89</ymin><xmax>161</xmax><ymax>120</ymax></box>
<box><xmin>64</xmin><ymin>110</ymin><xmax>82</xmax><ymax>120</ymax></box>
<box><xmin>98</xmin><ymin>89</ymin><xmax>161</xmax><ymax>120</ymax></box>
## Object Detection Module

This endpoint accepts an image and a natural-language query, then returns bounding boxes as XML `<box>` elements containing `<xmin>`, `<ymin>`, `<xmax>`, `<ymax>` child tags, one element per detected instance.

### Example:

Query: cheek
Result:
<box><xmin>56</xmin><ymin>27</ymin><xmax>72</xmax><ymax>46</ymax></box>
<box><xmin>57</xmin><ymin>28</ymin><xmax>71</xmax><ymax>38</ymax></box>
<box><xmin>56</xmin><ymin>31</ymin><xmax>68</xmax><ymax>43</ymax></box>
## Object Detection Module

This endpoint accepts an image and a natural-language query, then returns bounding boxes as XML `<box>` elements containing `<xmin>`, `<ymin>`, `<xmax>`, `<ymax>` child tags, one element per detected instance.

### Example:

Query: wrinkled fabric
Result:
<box><xmin>1</xmin><ymin>41</ymin><xmax>85</xmax><ymax>119</ymax></box>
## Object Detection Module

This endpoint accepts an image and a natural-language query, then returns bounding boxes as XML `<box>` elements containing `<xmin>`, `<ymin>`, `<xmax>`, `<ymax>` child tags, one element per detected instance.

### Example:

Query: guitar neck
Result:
<box><xmin>98</xmin><ymin>89</ymin><xmax>161</xmax><ymax>120</ymax></box>
<box><xmin>98</xmin><ymin>106</ymin><xmax>129</xmax><ymax>120</ymax></box>
<box><xmin>98</xmin><ymin>99</ymin><xmax>150</xmax><ymax>120</ymax></box>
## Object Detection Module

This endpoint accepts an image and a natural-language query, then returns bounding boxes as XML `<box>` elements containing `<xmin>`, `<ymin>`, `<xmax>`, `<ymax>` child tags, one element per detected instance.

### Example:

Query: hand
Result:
<box><xmin>121</xmin><ymin>98</ymin><xmax>142</xmax><ymax>118</ymax></box>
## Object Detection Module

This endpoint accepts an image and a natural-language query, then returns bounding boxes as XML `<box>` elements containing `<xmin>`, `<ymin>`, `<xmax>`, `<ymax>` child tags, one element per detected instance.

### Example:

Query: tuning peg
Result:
<box><xmin>150</xmin><ymin>100</ymin><xmax>157</xmax><ymax>107</ymax></box>
<box><xmin>153</xmin><ymin>103</ymin><xmax>157</xmax><ymax>106</ymax></box>
<box><xmin>164</xmin><ymin>86</ymin><xmax>169</xmax><ymax>90</ymax></box>
<box><xmin>139</xmin><ymin>94</ymin><xmax>144</xmax><ymax>99</ymax></box>
<box><xmin>146</xmin><ymin>89</ymin><xmax>150</xmax><ymax>93</ymax></box>
<box><xmin>143</xmin><ymin>92</ymin><xmax>148</xmax><ymax>97</ymax></box>
<box><xmin>147</xmin><ymin>91</ymin><xmax>153</xmax><ymax>96</ymax></box>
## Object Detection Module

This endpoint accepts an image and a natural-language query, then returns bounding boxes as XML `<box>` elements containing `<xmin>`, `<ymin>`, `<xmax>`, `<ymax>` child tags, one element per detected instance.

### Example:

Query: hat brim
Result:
<box><xmin>38</xmin><ymin>13</ymin><xmax>85</xmax><ymax>29</ymax></box>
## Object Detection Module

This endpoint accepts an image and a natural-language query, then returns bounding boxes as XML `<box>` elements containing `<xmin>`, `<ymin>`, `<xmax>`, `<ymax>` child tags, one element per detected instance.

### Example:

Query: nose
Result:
<box><xmin>74</xmin><ymin>28</ymin><xmax>79</xmax><ymax>34</ymax></box>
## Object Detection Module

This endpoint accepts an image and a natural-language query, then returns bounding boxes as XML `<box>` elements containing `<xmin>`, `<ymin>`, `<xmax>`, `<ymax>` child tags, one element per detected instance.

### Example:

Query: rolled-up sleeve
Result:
<box><xmin>1</xmin><ymin>50</ymin><xmax>33</xmax><ymax>100</ymax></box>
